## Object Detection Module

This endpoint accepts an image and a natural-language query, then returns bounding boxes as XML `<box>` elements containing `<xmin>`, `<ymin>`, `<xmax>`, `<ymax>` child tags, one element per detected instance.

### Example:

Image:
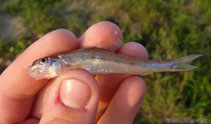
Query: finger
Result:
<box><xmin>79</xmin><ymin>21</ymin><xmax>123</xmax><ymax>51</ymax></box>
<box><xmin>97</xmin><ymin>76</ymin><xmax>146</xmax><ymax>124</ymax></box>
<box><xmin>118</xmin><ymin>42</ymin><xmax>148</xmax><ymax>59</ymax></box>
<box><xmin>40</xmin><ymin>70</ymin><xmax>99</xmax><ymax>124</ymax></box>
<box><xmin>95</xmin><ymin>42</ymin><xmax>148</xmax><ymax>119</ymax></box>
<box><xmin>0</xmin><ymin>29</ymin><xmax>78</xmax><ymax>123</ymax></box>
<box><xmin>16</xmin><ymin>119</ymin><xmax>39</xmax><ymax>124</ymax></box>
<box><xmin>78</xmin><ymin>21</ymin><xmax>148</xmax><ymax>119</ymax></box>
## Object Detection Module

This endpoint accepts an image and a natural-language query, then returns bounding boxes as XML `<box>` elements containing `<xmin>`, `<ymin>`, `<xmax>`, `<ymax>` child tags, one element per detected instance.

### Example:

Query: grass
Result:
<box><xmin>0</xmin><ymin>0</ymin><xmax>210</xmax><ymax>123</ymax></box>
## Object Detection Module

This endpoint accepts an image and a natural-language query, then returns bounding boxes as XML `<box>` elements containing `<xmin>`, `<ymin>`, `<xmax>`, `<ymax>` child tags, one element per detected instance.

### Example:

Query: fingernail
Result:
<box><xmin>60</xmin><ymin>79</ymin><xmax>90</xmax><ymax>109</ymax></box>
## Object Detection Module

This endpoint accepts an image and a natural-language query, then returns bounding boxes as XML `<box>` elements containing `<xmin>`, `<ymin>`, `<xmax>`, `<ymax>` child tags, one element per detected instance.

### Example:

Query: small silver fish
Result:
<box><xmin>28</xmin><ymin>48</ymin><xmax>201</xmax><ymax>80</ymax></box>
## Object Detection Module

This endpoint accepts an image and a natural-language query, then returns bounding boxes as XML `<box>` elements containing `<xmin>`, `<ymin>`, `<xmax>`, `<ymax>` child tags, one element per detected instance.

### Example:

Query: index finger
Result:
<box><xmin>0</xmin><ymin>29</ymin><xmax>78</xmax><ymax>98</ymax></box>
<box><xmin>0</xmin><ymin>29</ymin><xmax>78</xmax><ymax>123</ymax></box>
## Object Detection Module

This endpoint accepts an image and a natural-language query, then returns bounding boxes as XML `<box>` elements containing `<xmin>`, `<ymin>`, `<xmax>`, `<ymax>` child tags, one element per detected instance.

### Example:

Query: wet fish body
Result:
<box><xmin>28</xmin><ymin>48</ymin><xmax>201</xmax><ymax>80</ymax></box>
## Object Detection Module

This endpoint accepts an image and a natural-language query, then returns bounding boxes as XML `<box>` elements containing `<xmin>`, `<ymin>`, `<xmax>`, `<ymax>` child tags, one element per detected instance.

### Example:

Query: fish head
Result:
<box><xmin>28</xmin><ymin>57</ymin><xmax>62</xmax><ymax>80</ymax></box>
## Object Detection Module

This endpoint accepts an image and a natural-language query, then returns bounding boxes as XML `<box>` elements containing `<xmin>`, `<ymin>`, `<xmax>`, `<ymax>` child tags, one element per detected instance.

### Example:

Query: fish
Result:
<box><xmin>28</xmin><ymin>48</ymin><xmax>202</xmax><ymax>80</ymax></box>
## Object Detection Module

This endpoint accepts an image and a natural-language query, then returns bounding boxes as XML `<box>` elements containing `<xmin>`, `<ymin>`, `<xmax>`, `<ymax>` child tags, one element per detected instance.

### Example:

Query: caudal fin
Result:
<box><xmin>171</xmin><ymin>54</ymin><xmax>202</xmax><ymax>71</ymax></box>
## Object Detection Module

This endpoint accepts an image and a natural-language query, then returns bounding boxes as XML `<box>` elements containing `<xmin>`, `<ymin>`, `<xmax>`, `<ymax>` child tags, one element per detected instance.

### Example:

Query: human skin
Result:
<box><xmin>0</xmin><ymin>21</ymin><xmax>147</xmax><ymax>124</ymax></box>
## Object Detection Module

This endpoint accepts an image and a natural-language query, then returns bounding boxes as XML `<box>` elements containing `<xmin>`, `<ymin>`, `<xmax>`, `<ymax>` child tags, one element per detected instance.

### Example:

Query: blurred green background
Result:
<box><xmin>0</xmin><ymin>0</ymin><xmax>210</xmax><ymax>123</ymax></box>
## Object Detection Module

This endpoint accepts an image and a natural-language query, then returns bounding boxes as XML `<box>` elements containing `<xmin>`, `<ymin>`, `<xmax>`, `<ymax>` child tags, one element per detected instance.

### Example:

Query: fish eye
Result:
<box><xmin>40</xmin><ymin>58</ymin><xmax>48</xmax><ymax>64</ymax></box>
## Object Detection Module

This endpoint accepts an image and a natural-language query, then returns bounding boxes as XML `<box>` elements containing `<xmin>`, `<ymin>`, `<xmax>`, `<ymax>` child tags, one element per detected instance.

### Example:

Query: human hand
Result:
<box><xmin>0</xmin><ymin>21</ymin><xmax>148</xmax><ymax>124</ymax></box>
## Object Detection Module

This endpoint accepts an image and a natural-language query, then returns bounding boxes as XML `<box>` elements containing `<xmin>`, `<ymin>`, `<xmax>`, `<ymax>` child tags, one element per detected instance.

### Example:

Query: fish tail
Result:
<box><xmin>170</xmin><ymin>54</ymin><xmax>202</xmax><ymax>71</ymax></box>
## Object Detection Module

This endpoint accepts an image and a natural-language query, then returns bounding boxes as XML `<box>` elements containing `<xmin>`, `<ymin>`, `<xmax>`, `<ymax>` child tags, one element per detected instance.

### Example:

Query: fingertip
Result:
<box><xmin>26</xmin><ymin>28</ymin><xmax>79</xmax><ymax>60</ymax></box>
<box><xmin>122</xmin><ymin>76</ymin><xmax>146</xmax><ymax>107</ymax></box>
<box><xmin>40</xmin><ymin>70</ymin><xmax>99</xmax><ymax>124</ymax></box>
<box><xmin>114</xmin><ymin>76</ymin><xmax>146</xmax><ymax>109</ymax></box>
<box><xmin>118</xmin><ymin>42</ymin><xmax>148</xmax><ymax>59</ymax></box>
<box><xmin>44</xmin><ymin>29</ymin><xmax>76</xmax><ymax>40</ymax></box>
<box><xmin>79</xmin><ymin>21</ymin><xmax>123</xmax><ymax>51</ymax></box>
<box><xmin>45</xmin><ymin>69</ymin><xmax>100</xmax><ymax>111</ymax></box>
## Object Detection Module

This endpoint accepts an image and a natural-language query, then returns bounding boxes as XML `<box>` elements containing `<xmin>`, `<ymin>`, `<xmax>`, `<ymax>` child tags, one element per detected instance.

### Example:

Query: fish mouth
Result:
<box><xmin>28</xmin><ymin>66</ymin><xmax>37</xmax><ymax>79</ymax></box>
<box><xmin>28</xmin><ymin>66</ymin><xmax>54</xmax><ymax>80</ymax></box>
<box><xmin>28</xmin><ymin>66</ymin><xmax>44</xmax><ymax>80</ymax></box>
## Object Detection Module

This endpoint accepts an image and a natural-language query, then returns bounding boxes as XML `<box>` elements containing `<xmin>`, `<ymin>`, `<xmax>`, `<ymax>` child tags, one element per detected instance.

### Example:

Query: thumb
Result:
<box><xmin>40</xmin><ymin>70</ymin><xmax>99</xmax><ymax>124</ymax></box>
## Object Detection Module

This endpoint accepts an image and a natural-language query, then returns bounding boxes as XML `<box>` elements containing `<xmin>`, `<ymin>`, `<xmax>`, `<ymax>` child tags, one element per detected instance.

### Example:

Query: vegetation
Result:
<box><xmin>0</xmin><ymin>0</ymin><xmax>210</xmax><ymax>123</ymax></box>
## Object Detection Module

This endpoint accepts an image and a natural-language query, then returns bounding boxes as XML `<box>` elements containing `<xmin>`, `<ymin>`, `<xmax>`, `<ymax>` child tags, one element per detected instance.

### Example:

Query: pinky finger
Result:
<box><xmin>97</xmin><ymin>76</ymin><xmax>146</xmax><ymax>124</ymax></box>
